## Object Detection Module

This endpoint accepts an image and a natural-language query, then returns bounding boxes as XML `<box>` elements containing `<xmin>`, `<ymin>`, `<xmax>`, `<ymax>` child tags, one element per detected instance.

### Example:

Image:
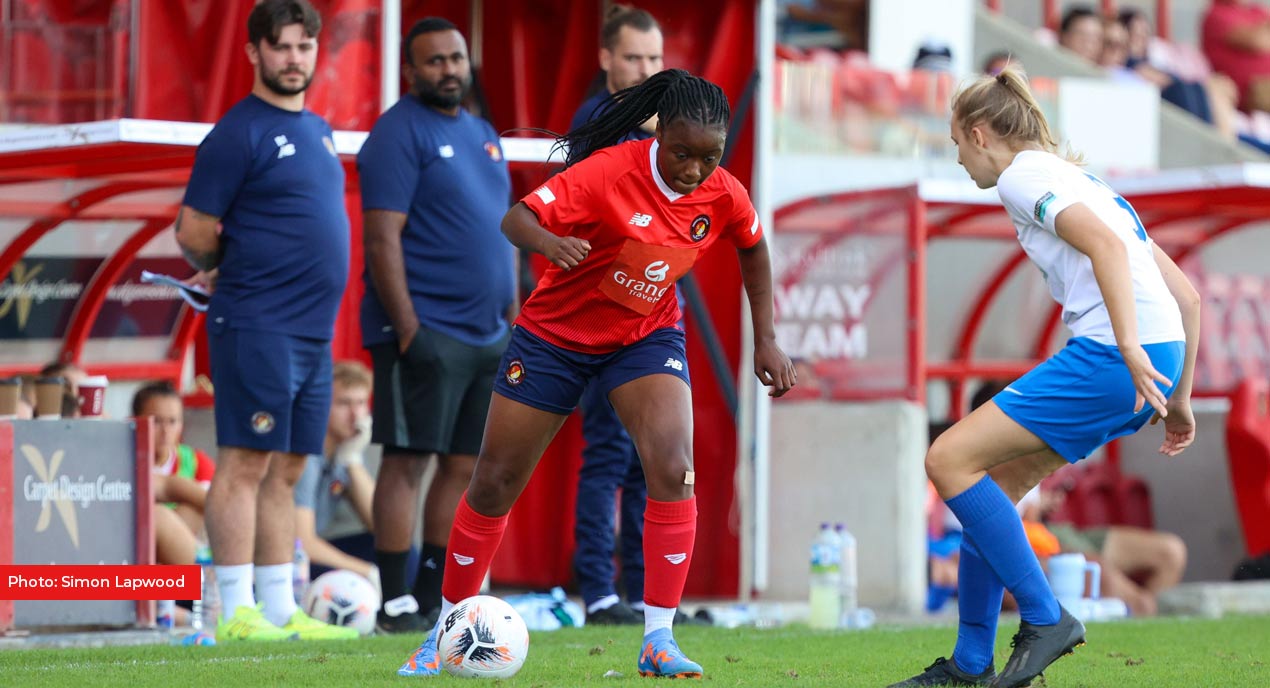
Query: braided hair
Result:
<box><xmin>558</xmin><ymin>68</ymin><xmax>731</xmax><ymax>168</ymax></box>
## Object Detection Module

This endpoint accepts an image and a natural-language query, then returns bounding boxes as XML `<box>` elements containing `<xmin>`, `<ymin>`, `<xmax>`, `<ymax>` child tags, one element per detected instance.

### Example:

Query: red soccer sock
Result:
<box><xmin>440</xmin><ymin>493</ymin><xmax>509</xmax><ymax>603</ymax></box>
<box><xmin>642</xmin><ymin>496</ymin><xmax>698</xmax><ymax>609</ymax></box>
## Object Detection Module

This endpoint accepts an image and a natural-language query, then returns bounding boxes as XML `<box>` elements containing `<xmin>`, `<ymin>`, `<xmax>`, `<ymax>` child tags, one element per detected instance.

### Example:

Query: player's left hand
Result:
<box><xmin>754</xmin><ymin>338</ymin><xmax>796</xmax><ymax>397</ymax></box>
<box><xmin>1150</xmin><ymin>397</ymin><xmax>1196</xmax><ymax>456</ymax></box>
<box><xmin>1121</xmin><ymin>344</ymin><xmax>1171</xmax><ymax>417</ymax></box>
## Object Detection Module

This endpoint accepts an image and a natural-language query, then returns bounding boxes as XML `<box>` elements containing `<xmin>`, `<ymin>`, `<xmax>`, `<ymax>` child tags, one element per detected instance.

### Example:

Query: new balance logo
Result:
<box><xmin>274</xmin><ymin>134</ymin><xmax>296</xmax><ymax>159</ymax></box>
<box><xmin>629</xmin><ymin>213</ymin><xmax>653</xmax><ymax>227</ymax></box>
<box><xmin>663</xmin><ymin>553</ymin><xmax>687</xmax><ymax>565</ymax></box>
<box><xmin>452</xmin><ymin>553</ymin><xmax>475</xmax><ymax>566</ymax></box>
<box><xmin>663</xmin><ymin>358</ymin><xmax>684</xmax><ymax>372</ymax></box>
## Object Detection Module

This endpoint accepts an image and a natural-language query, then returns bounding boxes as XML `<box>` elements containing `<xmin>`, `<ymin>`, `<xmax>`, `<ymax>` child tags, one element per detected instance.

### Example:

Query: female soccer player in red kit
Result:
<box><xmin>397</xmin><ymin>68</ymin><xmax>796</xmax><ymax>679</ymax></box>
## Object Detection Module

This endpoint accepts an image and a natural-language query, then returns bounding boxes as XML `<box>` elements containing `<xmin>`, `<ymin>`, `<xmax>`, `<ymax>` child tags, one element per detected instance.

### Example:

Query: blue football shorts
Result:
<box><xmin>991</xmin><ymin>336</ymin><xmax>1185</xmax><ymax>463</ymax></box>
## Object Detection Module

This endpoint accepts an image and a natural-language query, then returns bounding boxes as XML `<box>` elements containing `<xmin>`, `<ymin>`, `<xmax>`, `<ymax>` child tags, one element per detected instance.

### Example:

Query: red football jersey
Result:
<box><xmin>519</xmin><ymin>138</ymin><xmax>763</xmax><ymax>353</ymax></box>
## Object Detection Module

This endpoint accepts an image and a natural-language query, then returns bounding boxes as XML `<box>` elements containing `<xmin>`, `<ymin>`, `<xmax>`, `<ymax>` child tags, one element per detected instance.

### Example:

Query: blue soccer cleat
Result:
<box><xmin>637</xmin><ymin>628</ymin><xmax>703</xmax><ymax>679</ymax></box>
<box><xmin>397</xmin><ymin>627</ymin><xmax>442</xmax><ymax>677</ymax></box>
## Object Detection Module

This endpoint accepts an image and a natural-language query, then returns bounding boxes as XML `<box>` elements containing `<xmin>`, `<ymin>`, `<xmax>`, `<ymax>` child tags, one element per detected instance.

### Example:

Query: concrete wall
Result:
<box><xmin>1116</xmin><ymin>408</ymin><xmax>1245</xmax><ymax>582</ymax></box>
<box><xmin>766</xmin><ymin>400</ymin><xmax>928</xmax><ymax>613</ymax></box>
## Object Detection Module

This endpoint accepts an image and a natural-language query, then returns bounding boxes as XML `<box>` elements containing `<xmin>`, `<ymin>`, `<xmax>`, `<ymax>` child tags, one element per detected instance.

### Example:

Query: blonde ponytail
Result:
<box><xmin>952</xmin><ymin>66</ymin><xmax>1083</xmax><ymax>164</ymax></box>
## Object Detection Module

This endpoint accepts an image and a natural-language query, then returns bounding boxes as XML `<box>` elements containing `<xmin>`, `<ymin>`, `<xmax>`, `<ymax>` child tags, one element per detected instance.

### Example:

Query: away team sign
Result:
<box><xmin>771</xmin><ymin>191</ymin><xmax>914</xmax><ymax>399</ymax></box>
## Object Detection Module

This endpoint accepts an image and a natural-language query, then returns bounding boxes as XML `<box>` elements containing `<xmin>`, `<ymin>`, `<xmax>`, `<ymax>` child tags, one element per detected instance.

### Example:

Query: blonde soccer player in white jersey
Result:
<box><xmin>889</xmin><ymin>68</ymin><xmax>1201</xmax><ymax>688</ymax></box>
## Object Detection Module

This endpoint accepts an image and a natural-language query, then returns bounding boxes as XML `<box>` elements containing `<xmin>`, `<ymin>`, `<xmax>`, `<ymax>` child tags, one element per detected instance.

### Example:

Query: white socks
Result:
<box><xmin>255</xmin><ymin>563</ymin><xmax>297</xmax><ymax>627</ymax></box>
<box><xmin>215</xmin><ymin>563</ymin><xmax>255</xmax><ymax>622</ymax></box>
<box><xmin>588</xmin><ymin>594</ymin><xmax>621</xmax><ymax>615</ymax></box>
<box><xmin>434</xmin><ymin>597</ymin><xmax>456</xmax><ymax>636</ymax></box>
<box><xmin>644</xmin><ymin>604</ymin><xmax>676</xmax><ymax>635</ymax></box>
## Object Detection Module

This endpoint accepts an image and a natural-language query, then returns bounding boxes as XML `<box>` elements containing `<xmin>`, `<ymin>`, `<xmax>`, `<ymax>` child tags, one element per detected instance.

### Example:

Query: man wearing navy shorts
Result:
<box><xmin>175</xmin><ymin>0</ymin><xmax>355</xmax><ymax>642</ymax></box>
<box><xmin>357</xmin><ymin>17</ymin><xmax>516</xmax><ymax>633</ymax></box>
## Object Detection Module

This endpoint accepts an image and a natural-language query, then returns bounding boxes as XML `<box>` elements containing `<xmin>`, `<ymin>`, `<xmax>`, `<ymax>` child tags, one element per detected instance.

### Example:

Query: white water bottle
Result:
<box><xmin>292</xmin><ymin>538</ymin><xmax>310</xmax><ymax>604</ymax></box>
<box><xmin>836</xmin><ymin>523</ymin><xmax>858</xmax><ymax>625</ymax></box>
<box><xmin>157</xmin><ymin>598</ymin><xmax>176</xmax><ymax>631</ymax></box>
<box><xmin>808</xmin><ymin>523</ymin><xmax>842</xmax><ymax>629</ymax></box>
<box><xmin>193</xmin><ymin>544</ymin><xmax>219</xmax><ymax>630</ymax></box>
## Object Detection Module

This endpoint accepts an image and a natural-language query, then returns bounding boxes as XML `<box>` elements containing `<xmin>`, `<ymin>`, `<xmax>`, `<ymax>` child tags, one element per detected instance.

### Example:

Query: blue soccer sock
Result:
<box><xmin>952</xmin><ymin>534</ymin><xmax>1004</xmax><ymax>675</ymax></box>
<box><xmin>945</xmin><ymin>475</ymin><xmax>1060</xmax><ymax>626</ymax></box>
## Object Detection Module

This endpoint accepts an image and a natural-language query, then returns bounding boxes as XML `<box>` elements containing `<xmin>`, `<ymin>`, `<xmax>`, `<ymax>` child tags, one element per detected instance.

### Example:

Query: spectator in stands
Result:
<box><xmin>982</xmin><ymin>51</ymin><xmax>1020</xmax><ymax>76</ymax></box>
<box><xmin>1117</xmin><ymin>8</ymin><xmax>1242</xmax><ymax>143</ymax></box>
<box><xmin>1017</xmin><ymin>483</ymin><xmax>1188</xmax><ymax>617</ymax></box>
<box><xmin>134</xmin><ymin>381</ymin><xmax>214</xmax><ymax>536</ymax></box>
<box><xmin>174</xmin><ymin>0</ymin><xmax>355</xmax><ymax>642</ymax></box>
<box><xmin>912</xmin><ymin>42</ymin><xmax>954</xmax><ymax>73</ymax></box>
<box><xmin>357</xmin><ymin>17</ymin><xmax>516</xmax><ymax>634</ymax></box>
<box><xmin>293</xmin><ymin>361</ymin><xmax>414</xmax><ymax>588</ymax></box>
<box><xmin>40</xmin><ymin>360</ymin><xmax>84</xmax><ymax>418</ymax></box>
<box><xmin>778</xmin><ymin>0</ymin><xmax>869</xmax><ymax>51</ymax></box>
<box><xmin>1202</xmin><ymin>0</ymin><xmax>1270</xmax><ymax>112</ymax></box>
<box><xmin>1058</xmin><ymin>6</ymin><xmax>1104</xmax><ymax>64</ymax></box>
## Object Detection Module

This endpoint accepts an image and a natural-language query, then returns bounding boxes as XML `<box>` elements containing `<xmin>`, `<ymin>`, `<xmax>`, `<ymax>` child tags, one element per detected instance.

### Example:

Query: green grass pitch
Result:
<box><xmin>2</xmin><ymin>615</ymin><xmax>1267</xmax><ymax>687</ymax></box>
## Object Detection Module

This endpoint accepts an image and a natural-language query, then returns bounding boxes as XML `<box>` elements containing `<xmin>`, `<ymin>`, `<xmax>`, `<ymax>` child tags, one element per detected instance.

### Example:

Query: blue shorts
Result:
<box><xmin>208</xmin><ymin>323</ymin><xmax>332</xmax><ymax>455</ymax></box>
<box><xmin>992</xmin><ymin>337</ymin><xmax>1185</xmax><ymax>463</ymax></box>
<box><xmin>493</xmin><ymin>326</ymin><xmax>690</xmax><ymax>415</ymax></box>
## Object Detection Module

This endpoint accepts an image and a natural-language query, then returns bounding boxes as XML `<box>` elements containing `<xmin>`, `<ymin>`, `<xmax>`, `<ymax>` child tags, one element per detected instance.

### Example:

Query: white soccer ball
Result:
<box><xmin>301</xmin><ymin>569</ymin><xmax>380</xmax><ymax>636</ymax></box>
<box><xmin>438</xmin><ymin>595</ymin><xmax>531</xmax><ymax>678</ymax></box>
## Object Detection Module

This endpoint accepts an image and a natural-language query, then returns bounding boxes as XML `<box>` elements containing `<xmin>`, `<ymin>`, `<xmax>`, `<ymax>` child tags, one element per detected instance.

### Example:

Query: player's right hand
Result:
<box><xmin>544</xmin><ymin>236</ymin><xmax>591</xmax><ymax>270</ymax></box>
<box><xmin>1121</xmin><ymin>344</ymin><xmax>1171</xmax><ymax>417</ymax></box>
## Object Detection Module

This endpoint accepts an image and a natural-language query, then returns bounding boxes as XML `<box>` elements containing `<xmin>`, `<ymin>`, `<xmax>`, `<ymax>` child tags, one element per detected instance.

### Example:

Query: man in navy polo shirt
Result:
<box><xmin>357</xmin><ymin>17</ymin><xmax>515</xmax><ymax>634</ymax></box>
<box><xmin>175</xmin><ymin>0</ymin><xmax>354</xmax><ymax>642</ymax></box>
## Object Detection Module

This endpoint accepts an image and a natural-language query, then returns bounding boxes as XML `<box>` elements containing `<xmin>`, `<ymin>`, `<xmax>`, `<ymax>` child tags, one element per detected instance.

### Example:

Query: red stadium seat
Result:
<box><xmin>1224</xmin><ymin>377</ymin><xmax>1270</xmax><ymax>557</ymax></box>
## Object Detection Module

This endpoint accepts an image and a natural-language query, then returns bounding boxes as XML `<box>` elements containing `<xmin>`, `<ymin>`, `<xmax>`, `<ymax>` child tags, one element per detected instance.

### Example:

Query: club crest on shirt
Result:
<box><xmin>322</xmin><ymin>136</ymin><xmax>337</xmax><ymax>157</ymax></box>
<box><xmin>689</xmin><ymin>214</ymin><xmax>711</xmax><ymax>241</ymax></box>
<box><xmin>484</xmin><ymin>141</ymin><xmax>503</xmax><ymax>162</ymax></box>
<box><xmin>505</xmin><ymin>359</ymin><xmax>526</xmax><ymax>385</ymax></box>
<box><xmin>250</xmin><ymin>412</ymin><xmax>275</xmax><ymax>434</ymax></box>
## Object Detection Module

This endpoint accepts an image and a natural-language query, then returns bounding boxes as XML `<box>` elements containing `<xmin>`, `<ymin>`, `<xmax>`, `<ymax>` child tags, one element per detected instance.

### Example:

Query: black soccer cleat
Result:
<box><xmin>887</xmin><ymin>657</ymin><xmax>995</xmax><ymax>687</ymax></box>
<box><xmin>375</xmin><ymin>608</ymin><xmax>432</xmax><ymax>635</ymax></box>
<box><xmin>990</xmin><ymin>606</ymin><xmax>1086</xmax><ymax>688</ymax></box>
<box><xmin>586</xmin><ymin>601</ymin><xmax>643</xmax><ymax>626</ymax></box>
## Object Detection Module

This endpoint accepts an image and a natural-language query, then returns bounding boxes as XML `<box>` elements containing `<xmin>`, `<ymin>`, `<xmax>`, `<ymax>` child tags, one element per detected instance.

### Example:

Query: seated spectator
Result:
<box><xmin>294</xmin><ymin>360</ymin><xmax>416</xmax><ymax>588</ymax></box>
<box><xmin>1202</xmin><ymin>0</ymin><xmax>1270</xmax><ymax>112</ymax></box>
<box><xmin>132</xmin><ymin>382</ymin><xmax>212</xmax><ymax>570</ymax></box>
<box><xmin>1059</xmin><ymin>6</ymin><xmax>1104</xmax><ymax>63</ymax></box>
<box><xmin>778</xmin><ymin>0</ymin><xmax>868</xmax><ymax>51</ymax></box>
<box><xmin>38</xmin><ymin>361</ymin><xmax>85</xmax><ymax>419</ymax></box>
<box><xmin>1018</xmin><ymin>484</ymin><xmax>1188</xmax><ymax>617</ymax></box>
<box><xmin>982</xmin><ymin>51</ymin><xmax>1020</xmax><ymax>75</ymax></box>
<box><xmin>1118</xmin><ymin>8</ymin><xmax>1243</xmax><ymax>144</ymax></box>
<box><xmin>134</xmin><ymin>381</ymin><xmax>214</xmax><ymax>535</ymax></box>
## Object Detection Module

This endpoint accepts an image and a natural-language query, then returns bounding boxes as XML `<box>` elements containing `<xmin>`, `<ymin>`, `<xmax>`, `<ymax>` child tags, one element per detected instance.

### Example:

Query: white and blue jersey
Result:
<box><xmin>990</xmin><ymin>151</ymin><xmax>1185</xmax><ymax>462</ymax></box>
<box><xmin>996</xmin><ymin>150</ymin><xmax>1184</xmax><ymax>346</ymax></box>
